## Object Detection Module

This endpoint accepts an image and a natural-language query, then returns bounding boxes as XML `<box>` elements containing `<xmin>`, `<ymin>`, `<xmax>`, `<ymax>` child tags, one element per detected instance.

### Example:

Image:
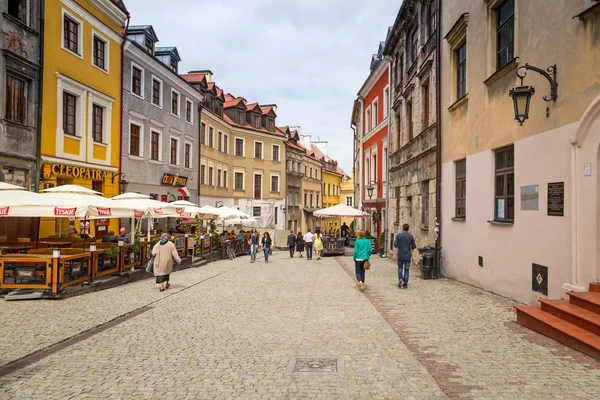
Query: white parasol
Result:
<box><xmin>313</xmin><ymin>204</ymin><xmax>366</xmax><ymax>218</ymax></box>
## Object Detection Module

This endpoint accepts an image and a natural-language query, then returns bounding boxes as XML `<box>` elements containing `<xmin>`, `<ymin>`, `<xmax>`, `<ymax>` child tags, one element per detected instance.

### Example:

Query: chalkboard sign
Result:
<box><xmin>175</xmin><ymin>236</ymin><xmax>185</xmax><ymax>249</ymax></box>
<box><xmin>547</xmin><ymin>182</ymin><xmax>564</xmax><ymax>217</ymax></box>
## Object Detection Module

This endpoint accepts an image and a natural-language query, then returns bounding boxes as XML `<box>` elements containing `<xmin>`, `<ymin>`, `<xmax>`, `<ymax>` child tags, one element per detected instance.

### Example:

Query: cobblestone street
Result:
<box><xmin>1</xmin><ymin>252</ymin><xmax>599</xmax><ymax>399</ymax></box>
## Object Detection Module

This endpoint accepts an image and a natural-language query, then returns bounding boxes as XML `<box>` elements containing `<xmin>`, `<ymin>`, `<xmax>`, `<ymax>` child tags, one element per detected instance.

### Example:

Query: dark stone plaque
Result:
<box><xmin>547</xmin><ymin>182</ymin><xmax>564</xmax><ymax>217</ymax></box>
<box><xmin>532</xmin><ymin>263</ymin><xmax>548</xmax><ymax>296</ymax></box>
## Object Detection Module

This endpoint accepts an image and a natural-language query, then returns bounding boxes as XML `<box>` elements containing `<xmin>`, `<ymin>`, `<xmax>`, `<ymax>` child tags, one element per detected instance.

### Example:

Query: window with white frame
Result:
<box><xmin>184</xmin><ymin>142</ymin><xmax>192</xmax><ymax>168</ymax></box>
<box><xmin>365</xmin><ymin>107</ymin><xmax>371</xmax><ymax>132</ymax></box>
<box><xmin>200</xmin><ymin>123</ymin><xmax>206</xmax><ymax>145</ymax></box>
<box><xmin>208</xmin><ymin>127</ymin><xmax>214</xmax><ymax>147</ymax></box>
<box><xmin>272</xmin><ymin>144</ymin><xmax>280</xmax><ymax>161</ymax></box>
<box><xmin>129</xmin><ymin>123</ymin><xmax>142</xmax><ymax>156</ymax></box>
<box><xmin>223</xmin><ymin>168</ymin><xmax>228</xmax><ymax>188</ymax></box>
<box><xmin>383</xmin><ymin>87</ymin><xmax>389</xmax><ymax>119</ymax></box>
<box><xmin>62</xmin><ymin>91</ymin><xmax>78</xmax><ymax>136</ymax></box>
<box><xmin>218</xmin><ymin>131</ymin><xmax>222</xmax><ymax>151</ymax></box>
<box><xmin>170</xmin><ymin>137</ymin><xmax>179</xmax><ymax>165</ymax></box>
<box><xmin>62</xmin><ymin>10</ymin><xmax>82</xmax><ymax>57</ymax></box>
<box><xmin>151</xmin><ymin>76</ymin><xmax>162</xmax><ymax>107</ymax></box>
<box><xmin>131</xmin><ymin>63</ymin><xmax>144</xmax><ymax>98</ymax></box>
<box><xmin>234</xmin><ymin>171</ymin><xmax>244</xmax><ymax>190</ymax></box>
<box><xmin>372</xmin><ymin>99</ymin><xmax>378</xmax><ymax>127</ymax></box>
<box><xmin>150</xmin><ymin>130</ymin><xmax>160</xmax><ymax>161</ymax></box>
<box><xmin>235</xmin><ymin>138</ymin><xmax>244</xmax><ymax>156</ymax></box>
<box><xmin>223</xmin><ymin>134</ymin><xmax>228</xmax><ymax>154</ymax></box>
<box><xmin>346</xmin><ymin>196</ymin><xmax>353</xmax><ymax>207</ymax></box>
<box><xmin>185</xmin><ymin>99</ymin><xmax>193</xmax><ymax>123</ymax></box>
<box><xmin>92</xmin><ymin>104</ymin><xmax>104</xmax><ymax>143</ymax></box>
<box><xmin>171</xmin><ymin>89</ymin><xmax>180</xmax><ymax>117</ymax></box>
<box><xmin>200</xmin><ymin>163</ymin><xmax>206</xmax><ymax>185</ymax></box>
<box><xmin>92</xmin><ymin>32</ymin><xmax>108</xmax><ymax>72</ymax></box>
<box><xmin>254</xmin><ymin>141</ymin><xmax>263</xmax><ymax>159</ymax></box>
<box><xmin>208</xmin><ymin>166</ymin><xmax>213</xmax><ymax>186</ymax></box>
<box><xmin>253</xmin><ymin>207</ymin><xmax>261</xmax><ymax>217</ymax></box>
<box><xmin>271</xmin><ymin>175</ymin><xmax>279</xmax><ymax>192</ymax></box>
<box><xmin>217</xmin><ymin>168</ymin><xmax>222</xmax><ymax>187</ymax></box>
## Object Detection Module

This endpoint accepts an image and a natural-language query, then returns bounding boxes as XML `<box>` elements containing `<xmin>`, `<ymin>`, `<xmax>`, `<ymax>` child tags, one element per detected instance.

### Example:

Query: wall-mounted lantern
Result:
<box><xmin>509</xmin><ymin>64</ymin><xmax>558</xmax><ymax>125</ymax></box>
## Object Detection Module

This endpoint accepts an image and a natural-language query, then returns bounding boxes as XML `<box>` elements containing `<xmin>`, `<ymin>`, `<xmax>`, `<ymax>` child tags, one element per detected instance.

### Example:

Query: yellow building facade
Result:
<box><xmin>39</xmin><ymin>0</ymin><xmax>128</xmax><ymax>238</ymax></box>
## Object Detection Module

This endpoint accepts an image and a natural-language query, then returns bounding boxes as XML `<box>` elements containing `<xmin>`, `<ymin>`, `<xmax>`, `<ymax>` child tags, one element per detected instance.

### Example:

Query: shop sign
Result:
<box><xmin>96</xmin><ymin>207</ymin><xmax>112</xmax><ymax>217</ymax></box>
<box><xmin>42</xmin><ymin>163</ymin><xmax>108</xmax><ymax>180</ymax></box>
<box><xmin>154</xmin><ymin>208</ymin><xmax>164</xmax><ymax>214</ymax></box>
<box><xmin>0</xmin><ymin>207</ymin><xmax>9</xmax><ymax>216</ymax></box>
<box><xmin>180</xmin><ymin>212</ymin><xmax>192</xmax><ymax>218</ymax></box>
<box><xmin>161</xmin><ymin>173</ymin><xmax>188</xmax><ymax>187</ymax></box>
<box><xmin>176</xmin><ymin>208</ymin><xmax>184</xmax><ymax>213</ymax></box>
<box><xmin>134</xmin><ymin>210</ymin><xmax>145</xmax><ymax>218</ymax></box>
<box><xmin>54</xmin><ymin>207</ymin><xmax>77</xmax><ymax>216</ymax></box>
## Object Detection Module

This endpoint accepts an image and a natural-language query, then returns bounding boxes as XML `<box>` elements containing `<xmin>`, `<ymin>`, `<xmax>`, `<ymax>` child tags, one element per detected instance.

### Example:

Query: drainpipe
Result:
<box><xmin>351</xmin><ymin>122</ymin><xmax>356</xmax><ymax>209</ymax></box>
<box><xmin>434</xmin><ymin>0</ymin><xmax>443</xmax><ymax>278</ymax></box>
<box><xmin>35</xmin><ymin>0</ymin><xmax>45</xmax><ymax>193</ymax></box>
<box><xmin>121</xmin><ymin>13</ymin><xmax>130</xmax><ymax>238</ymax></box>
<box><xmin>383</xmin><ymin>57</ymin><xmax>393</xmax><ymax>258</ymax></box>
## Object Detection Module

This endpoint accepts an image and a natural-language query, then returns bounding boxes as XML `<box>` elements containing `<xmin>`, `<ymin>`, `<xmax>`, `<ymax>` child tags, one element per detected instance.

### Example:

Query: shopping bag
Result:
<box><xmin>145</xmin><ymin>257</ymin><xmax>154</xmax><ymax>274</ymax></box>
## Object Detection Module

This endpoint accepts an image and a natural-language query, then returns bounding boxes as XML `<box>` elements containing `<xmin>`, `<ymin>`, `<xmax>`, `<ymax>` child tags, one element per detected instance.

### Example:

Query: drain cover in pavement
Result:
<box><xmin>288</xmin><ymin>357</ymin><xmax>345</xmax><ymax>375</ymax></box>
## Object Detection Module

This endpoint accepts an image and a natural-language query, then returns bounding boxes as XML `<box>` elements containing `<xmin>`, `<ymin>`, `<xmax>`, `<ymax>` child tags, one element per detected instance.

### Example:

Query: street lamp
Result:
<box><xmin>366</xmin><ymin>181</ymin><xmax>380</xmax><ymax>199</ymax></box>
<box><xmin>110</xmin><ymin>172</ymin><xmax>129</xmax><ymax>194</ymax></box>
<box><xmin>509</xmin><ymin>63</ymin><xmax>558</xmax><ymax>126</ymax></box>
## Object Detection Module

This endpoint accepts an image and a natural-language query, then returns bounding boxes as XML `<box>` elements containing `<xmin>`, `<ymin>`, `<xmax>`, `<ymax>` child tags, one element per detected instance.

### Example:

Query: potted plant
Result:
<box><xmin>104</xmin><ymin>246</ymin><xmax>120</xmax><ymax>267</ymax></box>
<box><xmin>379</xmin><ymin>232</ymin><xmax>386</xmax><ymax>256</ymax></box>
<box><xmin>365</xmin><ymin>230</ymin><xmax>376</xmax><ymax>251</ymax></box>
<box><xmin>131</xmin><ymin>240</ymin><xmax>143</xmax><ymax>254</ymax></box>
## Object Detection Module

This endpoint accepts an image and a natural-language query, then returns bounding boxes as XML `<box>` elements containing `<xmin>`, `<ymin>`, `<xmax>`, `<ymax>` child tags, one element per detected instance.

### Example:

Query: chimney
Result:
<box><xmin>188</xmin><ymin>69</ymin><xmax>213</xmax><ymax>82</ymax></box>
<box><xmin>299</xmin><ymin>134</ymin><xmax>312</xmax><ymax>150</ymax></box>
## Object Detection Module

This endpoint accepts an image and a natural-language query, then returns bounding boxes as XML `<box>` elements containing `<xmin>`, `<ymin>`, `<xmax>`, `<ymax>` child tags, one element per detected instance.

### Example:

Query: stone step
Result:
<box><xmin>514</xmin><ymin>305</ymin><xmax>600</xmax><ymax>359</ymax></box>
<box><xmin>540</xmin><ymin>299</ymin><xmax>600</xmax><ymax>336</ymax></box>
<box><xmin>590</xmin><ymin>283</ymin><xmax>600</xmax><ymax>293</ymax></box>
<box><xmin>567</xmin><ymin>291</ymin><xmax>600</xmax><ymax>315</ymax></box>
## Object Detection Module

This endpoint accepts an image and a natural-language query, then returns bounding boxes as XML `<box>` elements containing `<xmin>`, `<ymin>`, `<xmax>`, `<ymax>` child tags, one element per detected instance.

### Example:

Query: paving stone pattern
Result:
<box><xmin>0</xmin><ymin>251</ymin><xmax>599</xmax><ymax>399</ymax></box>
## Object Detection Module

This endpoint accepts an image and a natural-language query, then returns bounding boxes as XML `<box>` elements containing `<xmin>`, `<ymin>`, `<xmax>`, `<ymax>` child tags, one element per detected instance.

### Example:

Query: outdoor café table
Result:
<box><xmin>0</xmin><ymin>245</ymin><xmax>34</xmax><ymax>255</ymax></box>
<box><xmin>39</xmin><ymin>241</ymin><xmax>73</xmax><ymax>248</ymax></box>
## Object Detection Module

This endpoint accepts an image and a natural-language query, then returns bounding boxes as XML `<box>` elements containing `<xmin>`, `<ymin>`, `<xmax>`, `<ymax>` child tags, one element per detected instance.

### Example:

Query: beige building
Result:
<box><xmin>441</xmin><ymin>0</ymin><xmax>600</xmax><ymax>304</ymax></box>
<box><xmin>183</xmin><ymin>71</ymin><xmax>287</xmax><ymax>229</ymax></box>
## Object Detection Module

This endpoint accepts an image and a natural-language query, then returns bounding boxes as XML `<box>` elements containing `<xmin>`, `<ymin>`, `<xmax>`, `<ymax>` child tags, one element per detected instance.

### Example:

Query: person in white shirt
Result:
<box><xmin>303</xmin><ymin>230</ymin><xmax>314</xmax><ymax>260</ymax></box>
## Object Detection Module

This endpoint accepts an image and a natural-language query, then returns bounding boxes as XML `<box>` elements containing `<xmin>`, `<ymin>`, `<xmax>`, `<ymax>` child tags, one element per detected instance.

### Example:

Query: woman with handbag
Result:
<box><xmin>314</xmin><ymin>229</ymin><xmax>324</xmax><ymax>260</ymax></box>
<box><xmin>261</xmin><ymin>232</ymin><xmax>272</xmax><ymax>263</ymax></box>
<box><xmin>295</xmin><ymin>232</ymin><xmax>305</xmax><ymax>258</ymax></box>
<box><xmin>152</xmin><ymin>233</ymin><xmax>181</xmax><ymax>292</ymax></box>
<box><xmin>353</xmin><ymin>229</ymin><xmax>372</xmax><ymax>292</ymax></box>
<box><xmin>249</xmin><ymin>229</ymin><xmax>259</xmax><ymax>263</ymax></box>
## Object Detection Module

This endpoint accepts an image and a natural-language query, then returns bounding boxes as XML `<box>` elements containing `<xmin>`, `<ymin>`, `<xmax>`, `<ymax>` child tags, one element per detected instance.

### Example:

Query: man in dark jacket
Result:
<box><xmin>287</xmin><ymin>230</ymin><xmax>297</xmax><ymax>258</ymax></box>
<box><xmin>394</xmin><ymin>224</ymin><xmax>416</xmax><ymax>289</ymax></box>
<box><xmin>102</xmin><ymin>230</ymin><xmax>118</xmax><ymax>243</ymax></box>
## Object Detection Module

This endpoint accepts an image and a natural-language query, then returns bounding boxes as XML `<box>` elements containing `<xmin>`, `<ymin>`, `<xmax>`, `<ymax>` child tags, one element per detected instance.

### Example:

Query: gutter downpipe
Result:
<box><xmin>383</xmin><ymin>57</ymin><xmax>393</xmax><ymax>258</ymax></box>
<box><xmin>121</xmin><ymin>14</ymin><xmax>130</xmax><ymax>239</ymax></box>
<box><xmin>351</xmin><ymin>122</ymin><xmax>356</xmax><ymax>209</ymax></box>
<box><xmin>35</xmin><ymin>0</ymin><xmax>45</xmax><ymax>242</ymax></box>
<box><xmin>358</xmin><ymin>96</ymin><xmax>364</xmax><ymax>230</ymax></box>
<box><xmin>435</xmin><ymin>0</ymin><xmax>443</xmax><ymax>278</ymax></box>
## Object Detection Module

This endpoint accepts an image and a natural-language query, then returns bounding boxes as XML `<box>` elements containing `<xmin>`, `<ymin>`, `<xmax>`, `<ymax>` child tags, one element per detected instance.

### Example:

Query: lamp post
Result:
<box><xmin>366</xmin><ymin>181</ymin><xmax>381</xmax><ymax>254</ymax></box>
<box><xmin>509</xmin><ymin>64</ymin><xmax>558</xmax><ymax>125</ymax></box>
<box><xmin>109</xmin><ymin>172</ymin><xmax>129</xmax><ymax>194</ymax></box>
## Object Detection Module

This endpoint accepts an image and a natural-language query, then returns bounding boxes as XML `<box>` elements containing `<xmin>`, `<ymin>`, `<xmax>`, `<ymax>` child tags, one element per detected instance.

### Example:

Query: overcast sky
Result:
<box><xmin>125</xmin><ymin>0</ymin><xmax>400</xmax><ymax>174</ymax></box>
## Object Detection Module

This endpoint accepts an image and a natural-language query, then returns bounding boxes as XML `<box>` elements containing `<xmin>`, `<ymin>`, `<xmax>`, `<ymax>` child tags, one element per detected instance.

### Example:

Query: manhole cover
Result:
<box><xmin>288</xmin><ymin>357</ymin><xmax>345</xmax><ymax>376</ymax></box>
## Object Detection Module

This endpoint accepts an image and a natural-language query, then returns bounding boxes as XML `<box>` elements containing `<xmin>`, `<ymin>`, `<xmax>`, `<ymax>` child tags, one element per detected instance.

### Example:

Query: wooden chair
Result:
<box><xmin>0</xmin><ymin>235</ymin><xmax>7</xmax><ymax>242</ymax></box>
<box><xmin>17</xmin><ymin>238</ymin><xmax>31</xmax><ymax>242</ymax></box>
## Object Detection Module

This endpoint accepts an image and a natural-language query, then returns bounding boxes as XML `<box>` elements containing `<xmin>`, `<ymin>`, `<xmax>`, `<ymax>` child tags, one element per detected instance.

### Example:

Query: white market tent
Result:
<box><xmin>313</xmin><ymin>204</ymin><xmax>366</xmax><ymax>218</ymax></box>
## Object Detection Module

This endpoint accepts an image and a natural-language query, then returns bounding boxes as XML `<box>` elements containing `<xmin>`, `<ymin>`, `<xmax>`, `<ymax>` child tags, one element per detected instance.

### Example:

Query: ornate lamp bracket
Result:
<box><xmin>517</xmin><ymin>64</ymin><xmax>558</xmax><ymax>102</ymax></box>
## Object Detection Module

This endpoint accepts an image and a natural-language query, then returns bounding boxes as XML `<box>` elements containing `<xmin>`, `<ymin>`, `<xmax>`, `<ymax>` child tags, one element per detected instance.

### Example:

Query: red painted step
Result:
<box><xmin>514</xmin><ymin>305</ymin><xmax>600</xmax><ymax>359</ymax></box>
<box><xmin>567</xmin><ymin>291</ymin><xmax>600</xmax><ymax>315</ymax></box>
<box><xmin>539</xmin><ymin>299</ymin><xmax>600</xmax><ymax>336</ymax></box>
<box><xmin>590</xmin><ymin>283</ymin><xmax>600</xmax><ymax>293</ymax></box>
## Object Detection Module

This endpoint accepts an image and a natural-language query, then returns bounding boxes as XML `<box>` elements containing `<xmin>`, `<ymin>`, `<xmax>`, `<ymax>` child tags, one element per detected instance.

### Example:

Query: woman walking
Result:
<box><xmin>249</xmin><ymin>228</ymin><xmax>259</xmax><ymax>263</ymax></box>
<box><xmin>296</xmin><ymin>232</ymin><xmax>305</xmax><ymax>258</ymax></box>
<box><xmin>314</xmin><ymin>229</ymin><xmax>324</xmax><ymax>260</ymax></box>
<box><xmin>261</xmin><ymin>232</ymin><xmax>272</xmax><ymax>263</ymax></box>
<box><xmin>152</xmin><ymin>233</ymin><xmax>181</xmax><ymax>292</ymax></box>
<box><xmin>353</xmin><ymin>230</ymin><xmax>372</xmax><ymax>293</ymax></box>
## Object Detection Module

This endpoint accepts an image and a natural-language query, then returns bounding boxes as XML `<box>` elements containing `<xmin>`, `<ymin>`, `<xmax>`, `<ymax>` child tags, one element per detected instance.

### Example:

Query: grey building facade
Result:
<box><xmin>1</xmin><ymin>0</ymin><xmax>42</xmax><ymax>239</ymax></box>
<box><xmin>121</xmin><ymin>26</ymin><xmax>203</xmax><ymax>229</ymax></box>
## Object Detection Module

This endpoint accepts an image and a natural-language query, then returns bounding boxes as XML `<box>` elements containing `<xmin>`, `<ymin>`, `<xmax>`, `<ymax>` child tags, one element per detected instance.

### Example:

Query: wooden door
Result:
<box><xmin>254</xmin><ymin>174</ymin><xmax>261</xmax><ymax>199</ymax></box>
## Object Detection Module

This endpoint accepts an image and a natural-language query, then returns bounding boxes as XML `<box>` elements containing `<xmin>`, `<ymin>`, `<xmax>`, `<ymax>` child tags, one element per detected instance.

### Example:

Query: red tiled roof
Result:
<box><xmin>224</xmin><ymin>94</ymin><xmax>235</xmax><ymax>102</ymax></box>
<box><xmin>223</xmin><ymin>113</ymin><xmax>285</xmax><ymax>137</ymax></box>
<box><xmin>207</xmin><ymin>82</ymin><xmax>216</xmax><ymax>91</ymax></box>
<box><xmin>180</xmin><ymin>72</ymin><xmax>205</xmax><ymax>83</ymax></box>
<box><xmin>246</xmin><ymin>102</ymin><xmax>261</xmax><ymax>112</ymax></box>
<box><xmin>224</xmin><ymin>97</ymin><xmax>245</xmax><ymax>108</ymax></box>
<box><xmin>261</xmin><ymin>106</ymin><xmax>276</xmax><ymax>116</ymax></box>
<box><xmin>216</xmin><ymin>89</ymin><xmax>223</xmax><ymax>97</ymax></box>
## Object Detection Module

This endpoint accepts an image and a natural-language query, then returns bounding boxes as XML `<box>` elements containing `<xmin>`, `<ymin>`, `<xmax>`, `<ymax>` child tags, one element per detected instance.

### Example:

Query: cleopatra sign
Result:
<box><xmin>161</xmin><ymin>173</ymin><xmax>188</xmax><ymax>187</ymax></box>
<box><xmin>42</xmin><ymin>163</ymin><xmax>108</xmax><ymax>180</ymax></box>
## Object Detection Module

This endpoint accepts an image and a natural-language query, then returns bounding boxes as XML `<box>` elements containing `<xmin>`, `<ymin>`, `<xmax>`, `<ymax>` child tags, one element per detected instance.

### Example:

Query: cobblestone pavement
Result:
<box><xmin>0</xmin><ymin>251</ymin><xmax>599</xmax><ymax>399</ymax></box>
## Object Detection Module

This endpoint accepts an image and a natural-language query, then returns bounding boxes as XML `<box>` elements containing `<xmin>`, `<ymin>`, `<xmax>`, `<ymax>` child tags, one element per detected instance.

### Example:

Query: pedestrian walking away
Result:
<box><xmin>341</xmin><ymin>222</ymin><xmax>349</xmax><ymax>238</ymax></box>
<box><xmin>353</xmin><ymin>230</ymin><xmax>371</xmax><ymax>292</ymax></box>
<box><xmin>303</xmin><ymin>229</ymin><xmax>314</xmax><ymax>260</ymax></box>
<box><xmin>295</xmin><ymin>232</ymin><xmax>305</xmax><ymax>258</ymax></box>
<box><xmin>249</xmin><ymin>228</ymin><xmax>259</xmax><ymax>263</ymax></box>
<box><xmin>394</xmin><ymin>223</ymin><xmax>416</xmax><ymax>289</ymax></box>
<box><xmin>262</xmin><ymin>232</ymin><xmax>272</xmax><ymax>263</ymax></box>
<box><xmin>314</xmin><ymin>229</ymin><xmax>323</xmax><ymax>260</ymax></box>
<box><xmin>287</xmin><ymin>230</ymin><xmax>296</xmax><ymax>258</ymax></box>
<box><xmin>151</xmin><ymin>233</ymin><xmax>181</xmax><ymax>292</ymax></box>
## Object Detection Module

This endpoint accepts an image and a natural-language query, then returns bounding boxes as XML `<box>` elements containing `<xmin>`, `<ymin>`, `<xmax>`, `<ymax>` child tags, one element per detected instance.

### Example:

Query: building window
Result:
<box><xmin>170</xmin><ymin>138</ymin><xmax>178</xmax><ymax>165</ymax></box>
<box><xmin>428</xmin><ymin>0</ymin><xmax>438</xmax><ymax>38</ymax></box>
<box><xmin>92</xmin><ymin>180</ymin><xmax>103</xmax><ymax>194</ymax></box>
<box><xmin>271</xmin><ymin>176</ymin><xmax>279</xmax><ymax>192</ymax></box>
<box><xmin>422</xmin><ymin>81</ymin><xmax>429</xmax><ymax>129</ymax></box>
<box><xmin>92</xmin><ymin>105</ymin><xmax>103</xmax><ymax>143</ymax></box>
<box><xmin>495</xmin><ymin>146</ymin><xmax>514</xmax><ymax>222</ymax></box>
<box><xmin>208</xmin><ymin>167</ymin><xmax>213</xmax><ymax>186</ymax></box>
<box><xmin>186</xmin><ymin>100</ymin><xmax>192</xmax><ymax>123</ymax></box>
<box><xmin>93</xmin><ymin>35</ymin><xmax>106</xmax><ymax>70</ymax></box>
<box><xmin>304</xmin><ymin>193</ymin><xmax>307</xmax><ymax>206</ymax></box>
<box><xmin>200</xmin><ymin>165</ymin><xmax>206</xmax><ymax>185</ymax></box>
<box><xmin>170</xmin><ymin>57</ymin><xmax>177</xmax><ymax>73</ymax></box>
<box><xmin>184</xmin><ymin>143</ymin><xmax>191</xmax><ymax>168</ymax></box>
<box><xmin>455</xmin><ymin>159</ymin><xmax>466</xmax><ymax>218</ymax></box>
<box><xmin>346</xmin><ymin>197</ymin><xmax>353</xmax><ymax>207</ymax></box>
<box><xmin>8</xmin><ymin>0</ymin><xmax>30</xmax><ymax>25</ymax></box>
<box><xmin>397</xmin><ymin>53</ymin><xmax>404</xmax><ymax>87</ymax></box>
<box><xmin>200</xmin><ymin>123</ymin><xmax>206</xmax><ymax>145</ymax></box>
<box><xmin>410</xmin><ymin>26</ymin><xmax>418</xmax><ymax>64</ymax></box>
<box><xmin>217</xmin><ymin>169</ymin><xmax>221</xmax><ymax>187</ymax></box>
<box><xmin>218</xmin><ymin>131</ymin><xmax>222</xmax><ymax>152</ymax></box>
<box><xmin>496</xmin><ymin>0</ymin><xmax>514</xmax><ymax>70</ymax></box>
<box><xmin>152</xmin><ymin>78</ymin><xmax>162</xmax><ymax>107</ymax></box>
<box><xmin>254</xmin><ymin>115</ymin><xmax>260</xmax><ymax>128</ymax></box>
<box><xmin>365</xmin><ymin>108</ymin><xmax>371</xmax><ymax>132</ymax></box>
<box><xmin>310</xmin><ymin>194</ymin><xmax>313</xmax><ymax>208</ymax></box>
<box><xmin>223</xmin><ymin>170</ymin><xmax>228</xmax><ymax>188</ymax></box>
<box><xmin>238</xmin><ymin>111</ymin><xmax>245</xmax><ymax>125</ymax></box>
<box><xmin>63</xmin><ymin>15</ymin><xmax>79</xmax><ymax>54</ymax></box>
<box><xmin>234</xmin><ymin>172</ymin><xmax>243</xmax><ymax>190</ymax></box>
<box><xmin>457</xmin><ymin>42</ymin><xmax>467</xmax><ymax>99</ymax></box>
<box><xmin>5</xmin><ymin>74</ymin><xmax>26</xmax><ymax>124</ymax></box>
<box><xmin>253</xmin><ymin>207</ymin><xmax>261</xmax><ymax>217</ymax></box>
<box><xmin>151</xmin><ymin>131</ymin><xmax>159</xmax><ymax>160</ymax></box>
<box><xmin>63</xmin><ymin>92</ymin><xmax>77</xmax><ymax>136</ymax></box>
<box><xmin>268</xmin><ymin>119</ymin><xmax>275</xmax><ymax>132</ymax></box>
<box><xmin>132</xmin><ymin>66</ymin><xmax>142</xmax><ymax>96</ymax></box>
<box><xmin>254</xmin><ymin>174</ymin><xmax>262</xmax><ymax>199</ymax></box>
<box><xmin>383</xmin><ymin>87</ymin><xmax>389</xmax><ymax>119</ymax></box>
<box><xmin>407</xmin><ymin>102</ymin><xmax>413</xmax><ymax>141</ymax></box>
<box><xmin>145</xmin><ymin>37</ymin><xmax>153</xmax><ymax>53</ymax></box>
<box><xmin>272</xmin><ymin>145</ymin><xmax>279</xmax><ymax>161</ymax></box>
<box><xmin>235</xmin><ymin>138</ymin><xmax>244</xmax><ymax>156</ymax></box>
<box><xmin>208</xmin><ymin>127</ymin><xmax>214</xmax><ymax>147</ymax></box>
<box><xmin>422</xmin><ymin>181</ymin><xmax>429</xmax><ymax>229</ymax></box>
<box><xmin>130</xmin><ymin>124</ymin><xmax>141</xmax><ymax>156</ymax></box>
<box><xmin>171</xmin><ymin>90</ymin><xmax>180</xmax><ymax>116</ymax></box>
<box><xmin>254</xmin><ymin>142</ymin><xmax>263</xmax><ymax>159</ymax></box>
<box><xmin>373</xmin><ymin>100</ymin><xmax>378</xmax><ymax>127</ymax></box>
<box><xmin>223</xmin><ymin>134</ymin><xmax>228</xmax><ymax>154</ymax></box>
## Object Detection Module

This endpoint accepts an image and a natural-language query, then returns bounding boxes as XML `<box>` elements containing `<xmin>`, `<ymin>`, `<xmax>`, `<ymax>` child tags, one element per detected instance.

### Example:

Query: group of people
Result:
<box><xmin>246</xmin><ymin>228</ymin><xmax>273</xmax><ymax>263</ymax></box>
<box><xmin>286</xmin><ymin>229</ymin><xmax>324</xmax><ymax>260</ymax></box>
<box><xmin>352</xmin><ymin>223</ymin><xmax>417</xmax><ymax>293</ymax></box>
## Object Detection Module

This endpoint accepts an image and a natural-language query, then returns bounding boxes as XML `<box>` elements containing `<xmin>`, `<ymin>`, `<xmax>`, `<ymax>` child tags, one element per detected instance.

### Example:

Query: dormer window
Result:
<box><xmin>268</xmin><ymin>119</ymin><xmax>275</xmax><ymax>132</ymax></box>
<box><xmin>253</xmin><ymin>115</ymin><xmax>260</xmax><ymax>128</ymax></box>
<box><xmin>145</xmin><ymin>37</ymin><xmax>153</xmax><ymax>53</ymax></box>
<box><xmin>170</xmin><ymin>57</ymin><xmax>177</xmax><ymax>73</ymax></box>
<box><xmin>238</xmin><ymin>111</ymin><xmax>245</xmax><ymax>125</ymax></box>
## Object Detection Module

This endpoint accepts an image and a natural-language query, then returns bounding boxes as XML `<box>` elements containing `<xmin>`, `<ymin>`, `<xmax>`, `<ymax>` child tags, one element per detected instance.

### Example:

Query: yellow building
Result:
<box><xmin>340</xmin><ymin>175</ymin><xmax>355</xmax><ymax>230</ymax></box>
<box><xmin>39</xmin><ymin>0</ymin><xmax>128</xmax><ymax>238</ymax></box>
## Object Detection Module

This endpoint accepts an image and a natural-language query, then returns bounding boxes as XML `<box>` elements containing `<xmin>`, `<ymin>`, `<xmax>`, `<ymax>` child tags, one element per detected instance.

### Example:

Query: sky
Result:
<box><xmin>124</xmin><ymin>0</ymin><xmax>400</xmax><ymax>174</ymax></box>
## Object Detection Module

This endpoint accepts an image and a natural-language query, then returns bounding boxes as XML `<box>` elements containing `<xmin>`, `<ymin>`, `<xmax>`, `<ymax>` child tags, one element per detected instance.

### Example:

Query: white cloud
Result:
<box><xmin>125</xmin><ymin>0</ymin><xmax>400</xmax><ymax>172</ymax></box>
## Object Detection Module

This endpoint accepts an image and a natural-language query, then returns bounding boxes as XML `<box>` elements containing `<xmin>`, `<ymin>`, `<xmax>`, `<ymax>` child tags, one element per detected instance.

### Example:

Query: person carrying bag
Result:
<box><xmin>353</xmin><ymin>230</ymin><xmax>372</xmax><ymax>293</ymax></box>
